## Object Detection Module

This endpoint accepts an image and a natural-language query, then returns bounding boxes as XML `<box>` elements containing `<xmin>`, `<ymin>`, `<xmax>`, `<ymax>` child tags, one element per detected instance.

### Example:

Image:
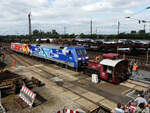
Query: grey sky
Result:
<box><xmin>0</xmin><ymin>0</ymin><xmax>150</xmax><ymax>35</ymax></box>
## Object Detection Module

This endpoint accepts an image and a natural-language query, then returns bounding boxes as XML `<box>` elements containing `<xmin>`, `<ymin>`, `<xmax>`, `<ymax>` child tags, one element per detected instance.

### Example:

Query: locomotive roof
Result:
<box><xmin>33</xmin><ymin>44</ymin><xmax>84</xmax><ymax>49</ymax></box>
<box><xmin>100</xmin><ymin>59</ymin><xmax>125</xmax><ymax>67</ymax></box>
<box><xmin>11</xmin><ymin>43</ymin><xmax>27</xmax><ymax>44</ymax></box>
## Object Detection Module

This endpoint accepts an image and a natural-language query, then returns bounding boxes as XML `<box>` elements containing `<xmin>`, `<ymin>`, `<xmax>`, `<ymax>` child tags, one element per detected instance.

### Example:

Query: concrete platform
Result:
<box><xmin>42</xmin><ymin>65</ymin><xmax>78</xmax><ymax>81</ymax></box>
<box><xmin>51</xmin><ymin>85</ymin><xmax>67</xmax><ymax>93</ymax></box>
<box><xmin>99</xmin><ymin>99</ymin><xmax>117</xmax><ymax>110</ymax></box>
<box><xmin>75</xmin><ymin>98</ymin><xmax>98</xmax><ymax>111</ymax></box>
<box><xmin>120</xmin><ymin>82</ymin><xmax>136</xmax><ymax>89</ymax></box>
<box><xmin>134</xmin><ymin>86</ymin><xmax>147</xmax><ymax>91</ymax></box>
<box><xmin>127</xmin><ymin>80</ymin><xmax>150</xmax><ymax>88</ymax></box>
<box><xmin>81</xmin><ymin>92</ymin><xmax>104</xmax><ymax>102</ymax></box>
<box><xmin>63</xmin><ymin>82</ymin><xmax>75</xmax><ymax>88</ymax></box>
<box><xmin>63</xmin><ymin>91</ymin><xmax>80</xmax><ymax>101</ymax></box>
<box><xmin>69</xmin><ymin>86</ymin><xmax>88</xmax><ymax>94</ymax></box>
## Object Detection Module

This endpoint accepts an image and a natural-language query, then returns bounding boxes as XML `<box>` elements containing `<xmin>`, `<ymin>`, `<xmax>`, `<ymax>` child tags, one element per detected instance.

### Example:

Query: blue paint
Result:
<box><xmin>29</xmin><ymin>44</ymin><xmax>88</xmax><ymax>69</ymax></box>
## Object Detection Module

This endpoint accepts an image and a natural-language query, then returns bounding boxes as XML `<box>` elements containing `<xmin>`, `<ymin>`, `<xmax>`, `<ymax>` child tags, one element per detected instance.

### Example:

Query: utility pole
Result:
<box><xmin>144</xmin><ymin>24</ymin><xmax>146</xmax><ymax>31</ymax></box>
<box><xmin>117</xmin><ymin>21</ymin><xmax>120</xmax><ymax>53</ymax></box>
<box><xmin>28</xmin><ymin>12</ymin><xmax>32</xmax><ymax>36</ymax></box>
<box><xmin>96</xmin><ymin>27</ymin><xmax>97</xmax><ymax>34</ymax></box>
<box><xmin>146</xmin><ymin>49</ymin><xmax>149</xmax><ymax>64</ymax></box>
<box><xmin>117</xmin><ymin>21</ymin><xmax>120</xmax><ymax>36</ymax></box>
<box><xmin>90</xmin><ymin>19</ymin><xmax>92</xmax><ymax>37</ymax></box>
<box><xmin>64</xmin><ymin>27</ymin><xmax>66</xmax><ymax>35</ymax></box>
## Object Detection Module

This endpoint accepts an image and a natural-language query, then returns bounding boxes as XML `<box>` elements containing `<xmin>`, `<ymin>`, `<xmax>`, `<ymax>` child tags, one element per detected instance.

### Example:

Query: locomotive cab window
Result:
<box><xmin>76</xmin><ymin>49</ymin><xmax>86</xmax><ymax>55</ymax></box>
<box><xmin>103</xmin><ymin>65</ymin><xmax>107</xmax><ymax>72</ymax></box>
<box><xmin>81</xmin><ymin>49</ymin><xmax>87</xmax><ymax>54</ymax></box>
<box><xmin>107</xmin><ymin>66</ymin><xmax>113</xmax><ymax>74</ymax></box>
<box><xmin>69</xmin><ymin>50</ymin><xmax>71</xmax><ymax>55</ymax></box>
<box><xmin>76</xmin><ymin>49</ymin><xmax>82</xmax><ymax>55</ymax></box>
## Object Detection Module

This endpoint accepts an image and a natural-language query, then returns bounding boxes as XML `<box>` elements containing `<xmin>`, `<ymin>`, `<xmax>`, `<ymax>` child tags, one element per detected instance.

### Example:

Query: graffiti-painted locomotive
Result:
<box><xmin>11</xmin><ymin>43</ymin><xmax>88</xmax><ymax>70</ymax></box>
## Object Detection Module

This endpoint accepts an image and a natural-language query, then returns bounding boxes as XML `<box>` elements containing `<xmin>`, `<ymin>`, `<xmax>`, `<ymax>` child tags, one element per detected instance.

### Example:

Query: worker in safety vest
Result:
<box><xmin>132</xmin><ymin>63</ymin><xmax>138</xmax><ymax>77</ymax></box>
<box><xmin>95</xmin><ymin>56</ymin><xmax>99</xmax><ymax>62</ymax></box>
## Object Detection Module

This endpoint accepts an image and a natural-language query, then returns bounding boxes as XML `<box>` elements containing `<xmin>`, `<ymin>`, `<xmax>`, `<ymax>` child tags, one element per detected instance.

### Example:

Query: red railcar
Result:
<box><xmin>84</xmin><ymin>53</ymin><xmax>130</xmax><ymax>83</ymax></box>
<box><xmin>11</xmin><ymin>43</ymin><xmax>30</xmax><ymax>55</ymax></box>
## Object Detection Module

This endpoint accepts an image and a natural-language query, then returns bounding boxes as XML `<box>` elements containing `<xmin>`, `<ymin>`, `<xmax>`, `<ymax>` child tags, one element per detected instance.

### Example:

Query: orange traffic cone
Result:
<box><xmin>13</xmin><ymin>60</ymin><xmax>16</xmax><ymax>67</ymax></box>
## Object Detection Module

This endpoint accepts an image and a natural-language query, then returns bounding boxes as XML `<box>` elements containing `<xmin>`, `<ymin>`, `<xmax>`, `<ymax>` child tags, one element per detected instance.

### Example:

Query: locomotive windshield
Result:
<box><xmin>81</xmin><ymin>49</ymin><xmax>87</xmax><ymax>54</ymax></box>
<box><xmin>76</xmin><ymin>49</ymin><xmax>87</xmax><ymax>55</ymax></box>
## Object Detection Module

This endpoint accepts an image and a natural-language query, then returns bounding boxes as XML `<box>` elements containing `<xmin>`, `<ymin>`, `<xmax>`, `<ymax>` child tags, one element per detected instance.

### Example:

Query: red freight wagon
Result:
<box><xmin>11</xmin><ymin>43</ymin><xmax>30</xmax><ymax>55</ymax></box>
<box><xmin>102</xmin><ymin>53</ymin><xmax>120</xmax><ymax>59</ymax></box>
<box><xmin>84</xmin><ymin>53</ymin><xmax>130</xmax><ymax>83</ymax></box>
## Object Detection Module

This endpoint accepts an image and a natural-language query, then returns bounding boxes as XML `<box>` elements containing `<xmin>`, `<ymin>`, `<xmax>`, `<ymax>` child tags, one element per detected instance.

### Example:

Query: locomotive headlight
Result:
<box><xmin>85</xmin><ymin>56</ymin><xmax>88</xmax><ymax>59</ymax></box>
<box><xmin>78</xmin><ymin>58</ymin><xmax>81</xmax><ymax>60</ymax></box>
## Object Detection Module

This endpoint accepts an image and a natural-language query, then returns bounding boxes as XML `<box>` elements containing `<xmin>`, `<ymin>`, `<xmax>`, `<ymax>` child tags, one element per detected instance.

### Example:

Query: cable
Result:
<box><xmin>127</xmin><ymin>8</ymin><xmax>147</xmax><ymax>17</ymax></box>
<box><xmin>126</xmin><ymin>17</ymin><xmax>150</xmax><ymax>24</ymax></box>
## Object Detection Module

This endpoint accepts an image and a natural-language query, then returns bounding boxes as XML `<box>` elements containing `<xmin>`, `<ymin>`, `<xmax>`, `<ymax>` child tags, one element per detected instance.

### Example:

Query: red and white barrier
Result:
<box><xmin>19</xmin><ymin>85</ymin><xmax>36</xmax><ymax>107</ymax></box>
<box><xmin>56</xmin><ymin>108</ymin><xmax>81</xmax><ymax>113</ymax></box>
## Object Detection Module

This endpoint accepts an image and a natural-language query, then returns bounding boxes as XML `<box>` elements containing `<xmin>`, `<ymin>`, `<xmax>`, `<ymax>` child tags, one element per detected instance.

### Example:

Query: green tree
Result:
<box><xmin>138</xmin><ymin>30</ymin><xmax>145</xmax><ymax>34</ymax></box>
<box><xmin>131</xmin><ymin>30</ymin><xmax>136</xmax><ymax>34</ymax></box>
<box><xmin>52</xmin><ymin>29</ymin><xmax>58</xmax><ymax>35</ymax></box>
<box><xmin>33</xmin><ymin>29</ymin><xmax>39</xmax><ymax>36</ymax></box>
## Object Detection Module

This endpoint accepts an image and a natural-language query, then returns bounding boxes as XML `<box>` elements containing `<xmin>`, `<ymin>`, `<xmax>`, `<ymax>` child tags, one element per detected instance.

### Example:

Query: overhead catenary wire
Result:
<box><xmin>126</xmin><ymin>7</ymin><xmax>148</xmax><ymax>18</ymax></box>
<box><xmin>125</xmin><ymin>6</ymin><xmax>150</xmax><ymax>24</ymax></box>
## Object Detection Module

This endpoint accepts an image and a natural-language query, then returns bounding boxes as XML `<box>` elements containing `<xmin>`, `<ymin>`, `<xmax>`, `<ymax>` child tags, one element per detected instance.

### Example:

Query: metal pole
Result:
<box><xmin>117</xmin><ymin>21</ymin><xmax>120</xmax><ymax>53</ymax></box>
<box><xmin>90</xmin><ymin>19</ymin><xmax>92</xmax><ymax>37</ymax></box>
<box><xmin>28</xmin><ymin>12</ymin><xmax>32</xmax><ymax>36</ymax></box>
<box><xmin>146</xmin><ymin>50</ymin><xmax>149</xmax><ymax>64</ymax></box>
<box><xmin>118</xmin><ymin>21</ymin><xmax>120</xmax><ymax>36</ymax></box>
<box><xmin>144</xmin><ymin>24</ymin><xmax>146</xmax><ymax>31</ymax></box>
<box><xmin>96</xmin><ymin>27</ymin><xmax>97</xmax><ymax>34</ymax></box>
<box><xmin>64</xmin><ymin>27</ymin><xmax>66</xmax><ymax>35</ymax></box>
<box><xmin>0</xmin><ymin>90</ymin><xmax>1</xmax><ymax>105</ymax></box>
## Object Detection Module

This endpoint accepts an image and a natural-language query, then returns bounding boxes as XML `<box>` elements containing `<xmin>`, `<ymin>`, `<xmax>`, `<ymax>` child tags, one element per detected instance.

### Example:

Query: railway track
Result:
<box><xmin>3</xmin><ymin>50</ymin><xmax>150</xmax><ymax>113</ymax></box>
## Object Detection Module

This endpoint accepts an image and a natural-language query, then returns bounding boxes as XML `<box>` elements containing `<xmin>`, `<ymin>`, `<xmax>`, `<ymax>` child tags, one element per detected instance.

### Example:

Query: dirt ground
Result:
<box><xmin>1</xmin><ymin>54</ymin><xmax>82</xmax><ymax>113</ymax></box>
<box><xmin>2</xmin><ymin>85</ymin><xmax>81</xmax><ymax>113</ymax></box>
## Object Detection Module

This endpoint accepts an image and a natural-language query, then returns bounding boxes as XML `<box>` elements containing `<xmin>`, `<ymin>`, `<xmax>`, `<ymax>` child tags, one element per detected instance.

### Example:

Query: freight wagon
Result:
<box><xmin>11</xmin><ymin>43</ymin><xmax>30</xmax><ymax>55</ymax></box>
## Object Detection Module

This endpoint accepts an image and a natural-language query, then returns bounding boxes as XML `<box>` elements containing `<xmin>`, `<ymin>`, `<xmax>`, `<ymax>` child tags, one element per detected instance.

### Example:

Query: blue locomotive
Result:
<box><xmin>29</xmin><ymin>44</ymin><xmax>88</xmax><ymax>70</ymax></box>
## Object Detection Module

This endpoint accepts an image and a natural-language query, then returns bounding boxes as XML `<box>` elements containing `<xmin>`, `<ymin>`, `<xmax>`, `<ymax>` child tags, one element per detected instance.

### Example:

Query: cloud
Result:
<box><xmin>0</xmin><ymin>0</ymin><xmax>150</xmax><ymax>35</ymax></box>
<box><xmin>81</xmin><ymin>1</ymin><xmax>113</xmax><ymax>12</ymax></box>
<box><xmin>124</xmin><ymin>10</ymin><xmax>133</xmax><ymax>14</ymax></box>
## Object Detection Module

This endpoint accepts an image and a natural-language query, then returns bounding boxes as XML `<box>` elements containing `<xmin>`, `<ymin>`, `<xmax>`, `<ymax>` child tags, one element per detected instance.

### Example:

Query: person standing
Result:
<box><xmin>135</xmin><ymin>94</ymin><xmax>147</xmax><ymax>106</ymax></box>
<box><xmin>132</xmin><ymin>63</ymin><xmax>138</xmax><ymax>77</ymax></box>
<box><xmin>95</xmin><ymin>56</ymin><xmax>99</xmax><ymax>62</ymax></box>
<box><xmin>114</xmin><ymin>103</ymin><xmax>124</xmax><ymax>113</ymax></box>
<box><xmin>134</xmin><ymin>103</ymin><xmax>148</xmax><ymax>113</ymax></box>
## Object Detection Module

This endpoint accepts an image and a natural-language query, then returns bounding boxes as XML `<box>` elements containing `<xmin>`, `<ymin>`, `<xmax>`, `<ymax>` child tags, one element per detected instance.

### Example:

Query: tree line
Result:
<box><xmin>0</xmin><ymin>29</ymin><xmax>150</xmax><ymax>42</ymax></box>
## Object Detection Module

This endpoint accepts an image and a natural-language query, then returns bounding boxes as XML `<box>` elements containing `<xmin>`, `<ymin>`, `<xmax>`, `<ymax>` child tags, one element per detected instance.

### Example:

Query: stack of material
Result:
<box><xmin>0</xmin><ymin>71</ymin><xmax>23</xmax><ymax>94</ymax></box>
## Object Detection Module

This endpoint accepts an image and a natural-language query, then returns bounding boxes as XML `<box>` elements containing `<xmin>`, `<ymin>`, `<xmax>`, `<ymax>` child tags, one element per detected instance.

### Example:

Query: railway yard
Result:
<box><xmin>0</xmin><ymin>42</ymin><xmax>150</xmax><ymax>113</ymax></box>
